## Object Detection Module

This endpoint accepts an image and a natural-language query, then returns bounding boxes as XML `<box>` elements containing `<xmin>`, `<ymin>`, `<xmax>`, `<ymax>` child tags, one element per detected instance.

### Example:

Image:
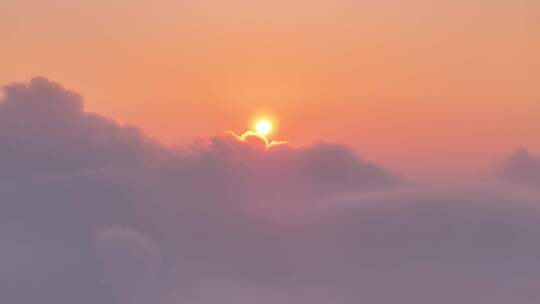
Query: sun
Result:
<box><xmin>229</xmin><ymin>116</ymin><xmax>286</xmax><ymax>147</ymax></box>
<box><xmin>255</xmin><ymin>119</ymin><xmax>273</xmax><ymax>136</ymax></box>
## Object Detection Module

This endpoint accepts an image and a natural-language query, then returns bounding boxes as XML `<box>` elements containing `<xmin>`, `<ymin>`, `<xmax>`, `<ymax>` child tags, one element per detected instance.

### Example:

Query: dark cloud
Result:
<box><xmin>1</xmin><ymin>78</ymin><xmax>540</xmax><ymax>304</ymax></box>
<box><xmin>498</xmin><ymin>148</ymin><xmax>540</xmax><ymax>187</ymax></box>
<box><xmin>0</xmin><ymin>77</ymin><xmax>164</xmax><ymax>180</ymax></box>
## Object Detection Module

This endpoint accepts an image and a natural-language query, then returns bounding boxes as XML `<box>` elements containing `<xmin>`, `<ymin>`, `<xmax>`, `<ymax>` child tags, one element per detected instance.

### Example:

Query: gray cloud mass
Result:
<box><xmin>1</xmin><ymin>78</ymin><xmax>540</xmax><ymax>304</ymax></box>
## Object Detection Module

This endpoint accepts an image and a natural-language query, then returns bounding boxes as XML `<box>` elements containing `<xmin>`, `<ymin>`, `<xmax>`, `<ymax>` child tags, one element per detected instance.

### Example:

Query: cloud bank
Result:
<box><xmin>1</xmin><ymin>78</ymin><xmax>540</xmax><ymax>304</ymax></box>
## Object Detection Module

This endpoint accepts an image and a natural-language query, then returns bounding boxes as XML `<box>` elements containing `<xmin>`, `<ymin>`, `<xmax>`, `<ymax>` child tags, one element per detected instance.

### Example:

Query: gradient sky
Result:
<box><xmin>4</xmin><ymin>4</ymin><xmax>540</xmax><ymax>302</ymax></box>
<box><xmin>2</xmin><ymin>0</ymin><xmax>539</xmax><ymax>179</ymax></box>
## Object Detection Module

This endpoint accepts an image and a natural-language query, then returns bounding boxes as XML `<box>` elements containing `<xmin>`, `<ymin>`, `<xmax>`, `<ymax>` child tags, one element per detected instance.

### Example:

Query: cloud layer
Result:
<box><xmin>2</xmin><ymin>78</ymin><xmax>540</xmax><ymax>304</ymax></box>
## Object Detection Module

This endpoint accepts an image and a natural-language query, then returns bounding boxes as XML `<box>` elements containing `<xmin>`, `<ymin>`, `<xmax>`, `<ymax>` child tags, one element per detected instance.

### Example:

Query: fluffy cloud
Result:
<box><xmin>498</xmin><ymin>148</ymin><xmax>540</xmax><ymax>187</ymax></box>
<box><xmin>0</xmin><ymin>78</ymin><xmax>168</xmax><ymax>181</ymax></box>
<box><xmin>1</xmin><ymin>78</ymin><xmax>540</xmax><ymax>304</ymax></box>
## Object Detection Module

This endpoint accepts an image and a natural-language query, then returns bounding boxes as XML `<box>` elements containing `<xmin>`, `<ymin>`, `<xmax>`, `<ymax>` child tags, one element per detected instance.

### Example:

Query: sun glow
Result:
<box><xmin>227</xmin><ymin>117</ymin><xmax>287</xmax><ymax>148</ymax></box>
<box><xmin>255</xmin><ymin>119</ymin><xmax>273</xmax><ymax>136</ymax></box>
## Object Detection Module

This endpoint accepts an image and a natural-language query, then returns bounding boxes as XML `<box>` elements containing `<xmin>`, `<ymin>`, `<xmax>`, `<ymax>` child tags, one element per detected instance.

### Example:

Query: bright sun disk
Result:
<box><xmin>255</xmin><ymin>119</ymin><xmax>272</xmax><ymax>136</ymax></box>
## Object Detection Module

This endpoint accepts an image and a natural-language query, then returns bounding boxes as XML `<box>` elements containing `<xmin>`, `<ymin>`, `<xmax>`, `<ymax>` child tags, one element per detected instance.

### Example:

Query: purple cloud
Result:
<box><xmin>498</xmin><ymin>148</ymin><xmax>540</xmax><ymax>187</ymax></box>
<box><xmin>1</xmin><ymin>78</ymin><xmax>540</xmax><ymax>304</ymax></box>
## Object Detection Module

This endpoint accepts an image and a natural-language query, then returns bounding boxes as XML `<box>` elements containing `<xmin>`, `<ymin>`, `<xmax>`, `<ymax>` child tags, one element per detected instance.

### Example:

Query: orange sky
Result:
<box><xmin>2</xmin><ymin>0</ymin><xmax>540</xmax><ymax>179</ymax></box>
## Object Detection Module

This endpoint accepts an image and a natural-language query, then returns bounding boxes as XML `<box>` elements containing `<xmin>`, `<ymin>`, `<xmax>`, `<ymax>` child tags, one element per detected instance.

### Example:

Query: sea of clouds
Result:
<box><xmin>2</xmin><ymin>78</ymin><xmax>540</xmax><ymax>304</ymax></box>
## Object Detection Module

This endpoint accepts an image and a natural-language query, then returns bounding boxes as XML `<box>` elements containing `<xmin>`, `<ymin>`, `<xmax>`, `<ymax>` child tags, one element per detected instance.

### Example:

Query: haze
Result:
<box><xmin>2</xmin><ymin>0</ymin><xmax>539</xmax><ymax>179</ymax></box>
